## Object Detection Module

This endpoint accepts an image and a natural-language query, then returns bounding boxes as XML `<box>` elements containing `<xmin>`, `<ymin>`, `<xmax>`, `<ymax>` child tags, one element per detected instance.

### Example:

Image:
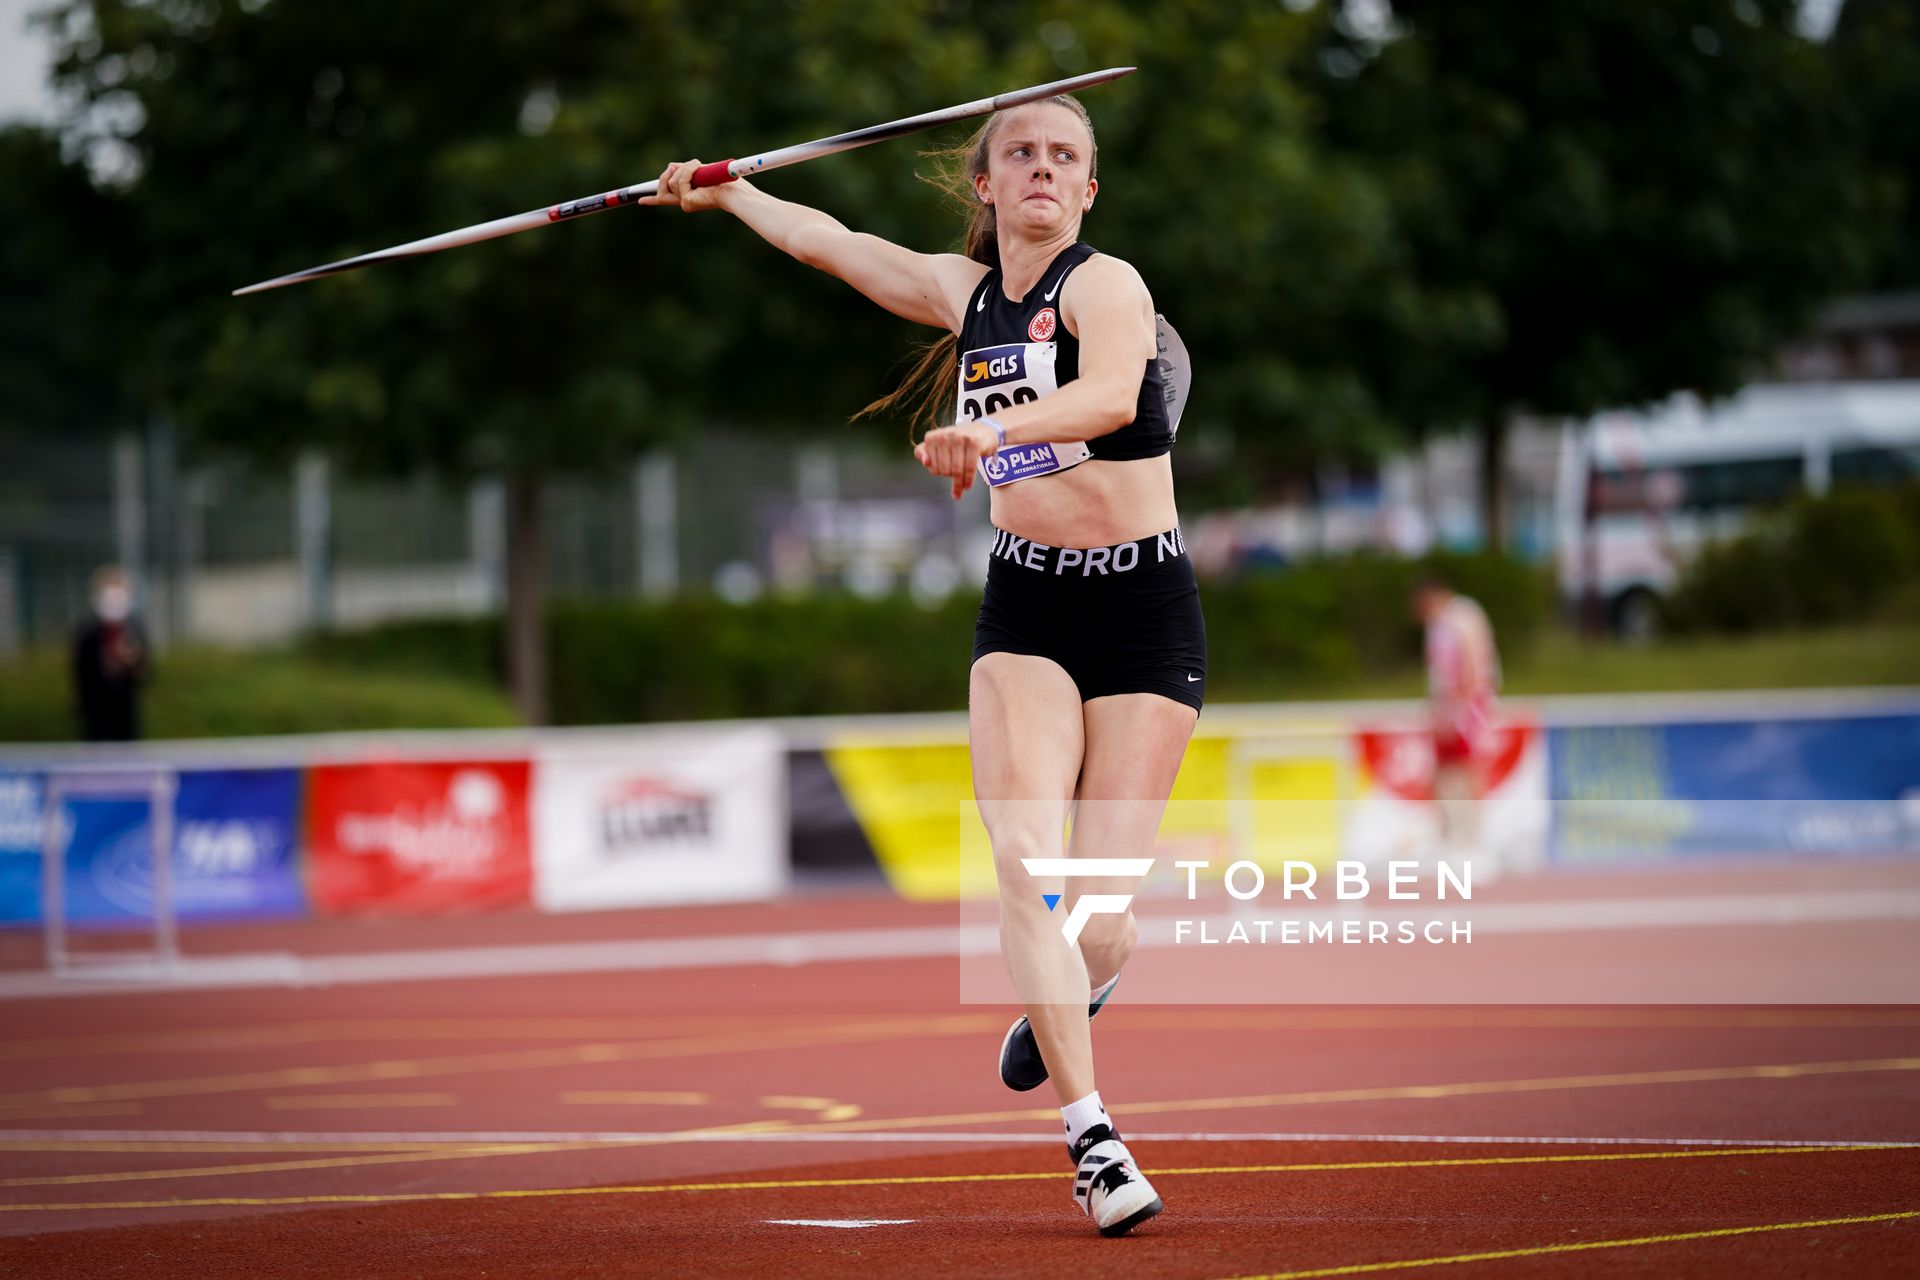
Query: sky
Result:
<box><xmin>0</xmin><ymin>0</ymin><xmax>53</xmax><ymax>124</ymax></box>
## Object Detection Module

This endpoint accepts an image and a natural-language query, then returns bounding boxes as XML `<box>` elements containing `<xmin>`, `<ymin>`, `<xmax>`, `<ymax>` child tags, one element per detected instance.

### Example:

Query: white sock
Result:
<box><xmin>1090</xmin><ymin>973</ymin><xmax>1120</xmax><ymax>1006</ymax></box>
<box><xmin>1062</xmin><ymin>1091</ymin><xmax>1110</xmax><ymax>1147</ymax></box>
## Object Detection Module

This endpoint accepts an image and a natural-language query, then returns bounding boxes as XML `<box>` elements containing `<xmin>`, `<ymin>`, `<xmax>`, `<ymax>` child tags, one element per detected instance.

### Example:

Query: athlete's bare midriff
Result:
<box><xmin>988</xmin><ymin>452</ymin><xmax>1178</xmax><ymax>548</ymax></box>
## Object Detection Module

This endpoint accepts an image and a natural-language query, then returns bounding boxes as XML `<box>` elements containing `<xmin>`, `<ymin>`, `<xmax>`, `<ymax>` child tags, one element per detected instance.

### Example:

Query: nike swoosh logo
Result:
<box><xmin>976</xmin><ymin>288</ymin><xmax>988</xmax><ymax>312</ymax></box>
<box><xmin>1043</xmin><ymin>270</ymin><xmax>1068</xmax><ymax>302</ymax></box>
<box><xmin>1187</xmin><ymin>674</ymin><xmax>1201</xmax><ymax>682</ymax></box>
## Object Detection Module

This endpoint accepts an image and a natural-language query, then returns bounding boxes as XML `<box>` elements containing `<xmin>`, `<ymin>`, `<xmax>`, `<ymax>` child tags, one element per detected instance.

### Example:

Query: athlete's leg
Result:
<box><xmin>1069</xmin><ymin>693</ymin><xmax>1201</xmax><ymax>988</ymax></box>
<box><xmin>1433</xmin><ymin>753</ymin><xmax>1493</xmax><ymax>880</ymax></box>
<box><xmin>971</xmin><ymin>652</ymin><xmax>1095</xmax><ymax>1103</ymax></box>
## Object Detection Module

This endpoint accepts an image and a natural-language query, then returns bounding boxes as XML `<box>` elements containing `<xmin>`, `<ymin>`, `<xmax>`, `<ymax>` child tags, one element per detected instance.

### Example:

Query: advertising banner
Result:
<box><xmin>0</xmin><ymin>770</ymin><xmax>44</xmax><ymax>924</ymax></box>
<box><xmin>820</xmin><ymin>732</ymin><xmax>1353</xmax><ymax>901</ymax></box>
<box><xmin>534</xmin><ymin>728</ymin><xmax>786</xmax><ymax>911</ymax></box>
<box><xmin>1344</xmin><ymin>720</ymin><xmax>1550</xmax><ymax>880</ymax></box>
<box><xmin>1549</xmin><ymin>713</ymin><xmax>1920</xmax><ymax>864</ymax></box>
<box><xmin>306</xmin><ymin>759</ymin><xmax>532</xmax><ymax>915</ymax></box>
<box><xmin>0</xmin><ymin>768</ymin><xmax>303</xmax><ymax>926</ymax></box>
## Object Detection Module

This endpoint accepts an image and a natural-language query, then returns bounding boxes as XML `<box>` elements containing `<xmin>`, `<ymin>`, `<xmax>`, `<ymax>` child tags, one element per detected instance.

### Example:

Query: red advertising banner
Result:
<box><xmin>1355</xmin><ymin>721</ymin><xmax>1535</xmax><ymax>804</ymax></box>
<box><xmin>306</xmin><ymin>760</ymin><xmax>532</xmax><ymax>915</ymax></box>
<box><xmin>1345</xmin><ymin>719</ymin><xmax>1549</xmax><ymax>879</ymax></box>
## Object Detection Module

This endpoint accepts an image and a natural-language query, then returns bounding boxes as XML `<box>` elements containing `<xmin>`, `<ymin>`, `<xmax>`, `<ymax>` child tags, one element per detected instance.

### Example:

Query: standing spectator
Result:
<box><xmin>1413</xmin><ymin>574</ymin><xmax>1500</xmax><ymax>870</ymax></box>
<box><xmin>72</xmin><ymin>566</ymin><xmax>150</xmax><ymax>741</ymax></box>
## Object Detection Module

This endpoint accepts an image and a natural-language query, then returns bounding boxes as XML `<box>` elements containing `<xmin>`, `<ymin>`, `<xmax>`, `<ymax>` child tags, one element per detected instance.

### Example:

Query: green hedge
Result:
<box><xmin>304</xmin><ymin>550</ymin><xmax>1552</xmax><ymax>722</ymax></box>
<box><xmin>1</xmin><ymin>552</ymin><xmax>1551</xmax><ymax>741</ymax></box>
<box><xmin>0</xmin><ymin>647</ymin><xmax>518</xmax><ymax>743</ymax></box>
<box><xmin>1669</xmin><ymin>486</ymin><xmax>1920</xmax><ymax>633</ymax></box>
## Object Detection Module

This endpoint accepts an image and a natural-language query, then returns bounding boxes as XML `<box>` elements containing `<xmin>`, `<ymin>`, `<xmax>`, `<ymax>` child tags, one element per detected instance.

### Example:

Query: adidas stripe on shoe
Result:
<box><xmin>1070</xmin><ymin>1123</ymin><xmax>1162</xmax><ymax>1237</ymax></box>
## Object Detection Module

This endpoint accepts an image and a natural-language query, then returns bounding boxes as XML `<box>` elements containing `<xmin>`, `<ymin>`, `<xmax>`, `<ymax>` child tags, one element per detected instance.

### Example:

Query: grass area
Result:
<box><xmin>4</xmin><ymin>620</ymin><xmax>1916</xmax><ymax>743</ymax></box>
<box><xmin>1504</xmin><ymin>623</ymin><xmax>1920</xmax><ymax>697</ymax></box>
<box><xmin>0</xmin><ymin>646</ymin><xmax>519</xmax><ymax>743</ymax></box>
<box><xmin>1213</xmin><ymin>620</ymin><xmax>1920</xmax><ymax>703</ymax></box>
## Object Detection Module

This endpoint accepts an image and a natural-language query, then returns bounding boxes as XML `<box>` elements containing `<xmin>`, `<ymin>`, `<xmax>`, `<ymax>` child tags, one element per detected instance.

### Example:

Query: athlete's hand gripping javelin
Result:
<box><xmin>638</xmin><ymin>160</ymin><xmax>736</xmax><ymax>214</ymax></box>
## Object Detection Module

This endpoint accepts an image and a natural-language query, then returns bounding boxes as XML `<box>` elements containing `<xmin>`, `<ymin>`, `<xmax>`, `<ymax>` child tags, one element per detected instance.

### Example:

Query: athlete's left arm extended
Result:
<box><xmin>914</xmin><ymin>256</ymin><xmax>1156</xmax><ymax>492</ymax></box>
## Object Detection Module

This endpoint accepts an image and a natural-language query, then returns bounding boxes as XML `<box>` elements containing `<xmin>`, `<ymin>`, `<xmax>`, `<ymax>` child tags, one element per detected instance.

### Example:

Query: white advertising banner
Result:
<box><xmin>533</xmin><ymin>727</ymin><xmax>787</xmax><ymax>911</ymax></box>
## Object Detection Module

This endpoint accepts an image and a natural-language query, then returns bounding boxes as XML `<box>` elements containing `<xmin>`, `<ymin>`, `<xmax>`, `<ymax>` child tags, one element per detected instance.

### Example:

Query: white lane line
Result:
<box><xmin>3</xmin><ymin>1128</ymin><xmax>1913</xmax><ymax>1149</ymax></box>
<box><xmin>767</xmin><ymin>1219</ymin><xmax>915</xmax><ymax>1228</ymax></box>
<box><xmin>5</xmin><ymin>887</ymin><xmax>1919</xmax><ymax>999</ymax></box>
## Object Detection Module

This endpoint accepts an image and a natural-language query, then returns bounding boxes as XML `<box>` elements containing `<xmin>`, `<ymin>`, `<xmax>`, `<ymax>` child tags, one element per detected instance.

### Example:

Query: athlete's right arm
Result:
<box><xmin>639</xmin><ymin>160</ymin><xmax>986</xmax><ymax>334</ymax></box>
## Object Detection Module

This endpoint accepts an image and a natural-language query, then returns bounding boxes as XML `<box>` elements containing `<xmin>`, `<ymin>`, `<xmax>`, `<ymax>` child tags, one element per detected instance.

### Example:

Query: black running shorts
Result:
<box><xmin>971</xmin><ymin>526</ymin><xmax>1208</xmax><ymax>711</ymax></box>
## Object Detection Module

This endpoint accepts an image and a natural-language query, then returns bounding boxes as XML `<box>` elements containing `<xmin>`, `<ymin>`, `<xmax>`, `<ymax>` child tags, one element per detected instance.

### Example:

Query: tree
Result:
<box><xmin>1315</xmin><ymin>0</ymin><xmax>1893</xmax><ymax>546</ymax></box>
<box><xmin>0</xmin><ymin>124</ymin><xmax>133</xmax><ymax>438</ymax></box>
<box><xmin>1832</xmin><ymin>0</ymin><xmax>1920</xmax><ymax>290</ymax></box>
<box><xmin>41</xmin><ymin>0</ymin><xmax>1420</xmax><ymax>717</ymax></box>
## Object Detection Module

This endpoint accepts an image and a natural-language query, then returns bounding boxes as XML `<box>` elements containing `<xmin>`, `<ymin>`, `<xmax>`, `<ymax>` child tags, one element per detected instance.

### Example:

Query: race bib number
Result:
<box><xmin>958</xmin><ymin>341</ymin><xmax>1090</xmax><ymax>488</ymax></box>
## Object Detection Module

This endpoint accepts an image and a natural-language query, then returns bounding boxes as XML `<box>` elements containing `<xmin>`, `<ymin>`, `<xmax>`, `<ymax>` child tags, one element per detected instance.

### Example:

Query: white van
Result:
<box><xmin>1555</xmin><ymin>381</ymin><xmax>1920</xmax><ymax>637</ymax></box>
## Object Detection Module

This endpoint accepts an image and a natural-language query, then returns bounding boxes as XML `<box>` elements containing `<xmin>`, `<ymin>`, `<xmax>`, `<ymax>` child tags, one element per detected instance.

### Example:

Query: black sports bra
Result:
<box><xmin>957</xmin><ymin>242</ymin><xmax>1177</xmax><ymax>487</ymax></box>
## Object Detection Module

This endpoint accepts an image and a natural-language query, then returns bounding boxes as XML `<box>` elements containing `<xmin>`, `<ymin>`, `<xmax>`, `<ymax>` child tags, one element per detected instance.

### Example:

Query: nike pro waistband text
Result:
<box><xmin>988</xmin><ymin>527</ymin><xmax>1188</xmax><ymax>577</ymax></box>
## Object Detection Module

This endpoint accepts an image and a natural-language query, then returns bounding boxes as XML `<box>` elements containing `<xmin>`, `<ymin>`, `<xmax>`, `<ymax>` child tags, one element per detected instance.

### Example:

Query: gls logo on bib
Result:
<box><xmin>959</xmin><ymin>341</ymin><xmax>1055</xmax><ymax>419</ymax></box>
<box><xmin>959</xmin><ymin>340</ymin><xmax>1091</xmax><ymax>488</ymax></box>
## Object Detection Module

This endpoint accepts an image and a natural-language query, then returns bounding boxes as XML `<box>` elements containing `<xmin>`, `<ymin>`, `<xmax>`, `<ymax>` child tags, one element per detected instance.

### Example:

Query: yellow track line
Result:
<box><xmin>6</xmin><ymin>1008</ymin><xmax>1915</xmax><ymax>1063</ymax></box>
<box><xmin>0</xmin><ymin>1142</ymin><xmax>613</xmax><ymax>1188</ymax></box>
<box><xmin>0</xmin><ymin>1141</ymin><xmax>496</xmax><ymax>1154</ymax></box>
<box><xmin>720</xmin><ymin>1055</ymin><xmax>1920</xmax><ymax>1137</ymax></box>
<box><xmin>1109</xmin><ymin>1009</ymin><xmax>1920</xmax><ymax>1032</ymax></box>
<box><xmin>1222</xmin><ymin>1209</ymin><xmax>1920</xmax><ymax>1279</ymax></box>
<box><xmin>0</xmin><ymin>1141</ymin><xmax>1902</xmax><ymax>1207</ymax></box>
<box><xmin>0</xmin><ymin>1016</ymin><xmax>986</xmax><ymax>1111</ymax></box>
<box><xmin>0</xmin><ymin>1102</ymin><xmax>141</xmax><ymax>1121</ymax></box>
<box><xmin>0</xmin><ymin>1119</ymin><xmax>803</xmax><ymax>1189</ymax></box>
<box><xmin>0</xmin><ymin>1013</ymin><xmax>957</xmax><ymax>1062</ymax></box>
<box><xmin>5</xmin><ymin>1053</ymin><xmax>1911</xmax><ymax>1177</ymax></box>
<box><xmin>2</xmin><ymin>1054</ymin><xmax>1911</xmax><ymax>1188</ymax></box>
<box><xmin>266</xmin><ymin>1093</ymin><xmax>458</xmax><ymax>1111</ymax></box>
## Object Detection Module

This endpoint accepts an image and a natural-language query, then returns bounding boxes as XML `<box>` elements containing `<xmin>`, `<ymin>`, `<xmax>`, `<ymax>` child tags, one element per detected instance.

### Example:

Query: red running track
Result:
<box><xmin>0</xmin><ymin>873</ymin><xmax>1917</xmax><ymax>1278</ymax></box>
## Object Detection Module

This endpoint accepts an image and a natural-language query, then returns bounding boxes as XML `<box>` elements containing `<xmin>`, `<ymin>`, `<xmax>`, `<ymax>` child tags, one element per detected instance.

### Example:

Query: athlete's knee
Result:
<box><xmin>1076</xmin><ymin>908</ymin><xmax>1137</xmax><ymax>974</ymax></box>
<box><xmin>991</xmin><ymin>827</ymin><xmax>1063</xmax><ymax>906</ymax></box>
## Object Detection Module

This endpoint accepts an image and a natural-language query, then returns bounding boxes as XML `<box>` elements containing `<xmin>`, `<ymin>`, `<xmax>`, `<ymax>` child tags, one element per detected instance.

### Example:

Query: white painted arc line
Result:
<box><xmin>3</xmin><ymin>887</ymin><xmax>1918</xmax><ymax>999</ymax></box>
<box><xmin>2</xmin><ymin>1129</ymin><xmax>1914</xmax><ymax>1149</ymax></box>
<box><xmin>766</xmin><ymin>1219</ymin><xmax>916</xmax><ymax>1228</ymax></box>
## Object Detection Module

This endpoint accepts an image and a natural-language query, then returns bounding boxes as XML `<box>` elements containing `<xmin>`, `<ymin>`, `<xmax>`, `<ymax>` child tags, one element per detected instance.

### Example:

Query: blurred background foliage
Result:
<box><xmin>13</xmin><ymin>0</ymin><xmax>1913</xmax><ymax>475</ymax></box>
<box><xmin>3</xmin><ymin>0</ymin><xmax>1919</xmax><ymax>733</ymax></box>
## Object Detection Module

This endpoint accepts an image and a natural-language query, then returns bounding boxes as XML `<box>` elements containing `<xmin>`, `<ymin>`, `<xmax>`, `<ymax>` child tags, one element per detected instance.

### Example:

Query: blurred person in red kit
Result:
<box><xmin>72</xmin><ymin>565</ymin><xmax>150</xmax><ymax>741</ymax></box>
<box><xmin>1413</xmin><ymin>574</ymin><xmax>1500</xmax><ymax>869</ymax></box>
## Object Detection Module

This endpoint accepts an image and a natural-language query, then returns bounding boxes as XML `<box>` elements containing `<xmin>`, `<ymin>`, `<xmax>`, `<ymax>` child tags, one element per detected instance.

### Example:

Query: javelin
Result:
<box><xmin>233</xmin><ymin>66</ymin><xmax>1135</xmax><ymax>297</ymax></box>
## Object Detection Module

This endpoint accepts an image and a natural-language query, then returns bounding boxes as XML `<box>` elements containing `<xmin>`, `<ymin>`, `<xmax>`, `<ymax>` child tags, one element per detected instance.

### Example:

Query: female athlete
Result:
<box><xmin>644</xmin><ymin>92</ymin><xmax>1201</xmax><ymax>1238</ymax></box>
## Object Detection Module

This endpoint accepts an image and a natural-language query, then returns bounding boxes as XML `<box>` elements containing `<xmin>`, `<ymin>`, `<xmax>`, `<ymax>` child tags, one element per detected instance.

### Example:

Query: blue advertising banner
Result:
<box><xmin>1548</xmin><ymin>714</ymin><xmax>1920</xmax><ymax>864</ymax></box>
<box><xmin>0</xmin><ymin>771</ymin><xmax>44</xmax><ymax>925</ymax></box>
<box><xmin>0</xmin><ymin>768</ymin><xmax>305</xmax><ymax>926</ymax></box>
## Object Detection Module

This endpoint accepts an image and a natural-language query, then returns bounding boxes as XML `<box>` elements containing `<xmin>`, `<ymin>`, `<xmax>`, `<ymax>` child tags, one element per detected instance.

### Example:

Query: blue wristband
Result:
<box><xmin>983</xmin><ymin>417</ymin><xmax>1007</xmax><ymax>453</ymax></box>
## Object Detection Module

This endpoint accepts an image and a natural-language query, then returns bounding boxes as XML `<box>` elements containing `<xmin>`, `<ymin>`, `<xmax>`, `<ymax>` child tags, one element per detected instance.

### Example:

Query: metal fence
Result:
<box><xmin>0</xmin><ymin>424</ymin><xmax>1000</xmax><ymax>653</ymax></box>
<box><xmin>0</xmin><ymin>416</ymin><xmax>1569</xmax><ymax>656</ymax></box>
